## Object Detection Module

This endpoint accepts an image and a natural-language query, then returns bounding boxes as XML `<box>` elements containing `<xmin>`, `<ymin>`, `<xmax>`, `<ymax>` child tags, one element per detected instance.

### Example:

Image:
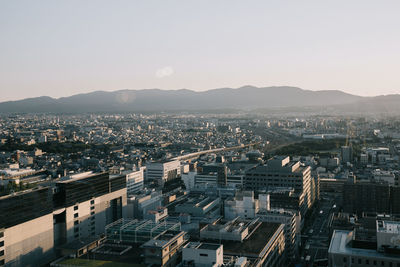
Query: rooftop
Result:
<box><xmin>221</xmin><ymin>222</ymin><xmax>282</xmax><ymax>257</ymax></box>
<box><xmin>377</xmin><ymin>220</ymin><xmax>400</xmax><ymax>234</ymax></box>
<box><xmin>329</xmin><ymin>230</ymin><xmax>400</xmax><ymax>260</ymax></box>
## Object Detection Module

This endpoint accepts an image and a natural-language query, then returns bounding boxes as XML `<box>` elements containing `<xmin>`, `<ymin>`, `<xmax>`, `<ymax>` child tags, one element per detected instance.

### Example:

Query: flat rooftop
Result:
<box><xmin>377</xmin><ymin>220</ymin><xmax>400</xmax><ymax>234</ymax></box>
<box><xmin>205</xmin><ymin>222</ymin><xmax>282</xmax><ymax>257</ymax></box>
<box><xmin>57</xmin><ymin>171</ymin><xmax>107</xmax><ymax>183</ymax></box>
<box><xmin>329</xmin><ymin>230</ymin><xmax>400</xmax><ymax>260</ymax></box>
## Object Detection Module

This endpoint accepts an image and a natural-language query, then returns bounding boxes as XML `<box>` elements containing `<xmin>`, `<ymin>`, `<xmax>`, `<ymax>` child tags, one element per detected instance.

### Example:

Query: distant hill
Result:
<box><xmin>0</xmin><ymin>86</ymin><xmax>397</xmax><ymax>113</ymax></box>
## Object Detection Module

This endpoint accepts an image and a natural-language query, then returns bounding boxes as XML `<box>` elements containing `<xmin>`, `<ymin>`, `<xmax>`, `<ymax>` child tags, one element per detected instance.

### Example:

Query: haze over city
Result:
<box><xmin>1</xmin><ymin>0</ymin><xmax>400</xmax><ymax>101</ymax></box>
<box><xmin>3</xmin><ymin>2</ymin><xmax>400</xmax><ymax>267</ymax></box>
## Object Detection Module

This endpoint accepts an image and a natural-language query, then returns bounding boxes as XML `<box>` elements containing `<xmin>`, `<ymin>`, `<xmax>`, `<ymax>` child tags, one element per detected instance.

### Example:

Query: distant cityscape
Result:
<box><xmin>0</xmin><ymin>111</ymin><xmax>399</xmax><ymax>266</ymax></box>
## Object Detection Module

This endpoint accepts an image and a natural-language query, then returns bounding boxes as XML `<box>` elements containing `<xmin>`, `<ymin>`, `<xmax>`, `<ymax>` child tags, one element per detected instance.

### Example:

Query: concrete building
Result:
<box><xmin>184</xmin><ymin>172</ymin><xmax>244</xmax><ymax>189</ymax></box>
<box><xmin>144</xmin><ymin>207</ymin><xmax>168</xmax><ymax>223</ymax></box>
<box><xmin>342</xmin><ymin>180</ymin><xmax>391</xmax><ymax>215</ymax></box>
<box><xmin>341</xmin><ymin>146</ymin><xmax>353</xmax><ymax>163</ymax></box>
<box><xmin>0</xmin><ymin>187</ymin><xmax>54</xmax><ymax>267</ymax></box>
<box><xmin>122</xmin><ymin>168</ymin><xmax>144</xmax><ymax>195</ymax></box>
<box><xmin>245</xmin><ymin>156</ymin><xmax>314</xmax><ymax>214</ymax></box>
<box><xmin>146</xmin><ymin>160</ymin><xmax>181</xmax><ymax>186</ymax></box>
<box><xmin>200</xmin><ymin>218</ymin><xmax>286</xmax><ymax>266</ymax></box>
<box><xmin>53</xmin><ymin>172</ymin><xmax>127</xmax><ymax>244</ymax></box>
<box><xmin>175</xmin><ymin>195</ymin><xmax>220</xmax><ymax>217</ymax></box>
<box><xmin>141</xmin><ymin>230</ymin><xmax>187</xmax><ymax>267</ymax></box>
<box><xmin>328</xmin><ymin>220</ymin><xmax>400</xmax><ymax>266</ymax></box>
<box><xmin>257</xmin><ymin>209</ymin><xmax>300</xmax><ymax>261</ymax></box>
<box><xmin>182</xmin><ymin>242</ymin><xmax>223</xmax><ymax>267</ymax></box>
<box><xmin>127</xmin><ymin>191</ymin><xmax>162</xmax><ymax>219</ymax></box>
<box><xmin>224</xmin><ymin>191</ymin><xmax>270</xmax><ymax>220</ymax></box>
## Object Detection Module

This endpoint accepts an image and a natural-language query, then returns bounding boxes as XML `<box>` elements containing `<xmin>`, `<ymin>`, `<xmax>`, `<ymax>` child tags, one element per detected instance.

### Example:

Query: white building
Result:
<box><xmin>328</xmin><ymin>220</ymin><xmax>400</xmax><ymax>267</ymax></box>
<box><xmin>224</xmin><ymin>191</ymin><xmax>270</xmax><ymax>220</ymax></box>
<box><xmin>146</xmin><ymin>160</ymin><xmax>181</xmax><ymax>185</ymax></box>
<box><xmin>182</xmin><ymin>171</ymin><xmax>244</xmax><ymax>189</ymax></box>
<box><xmin>127</xmin><ymin>191</ymin><xmax>162</xmax><ymax>219</ymax></box>
<box><xmin>122</xmin><ymin>168</ymin><xmax>145</xmax><ymax>195</ymax></box>
<box><xmin>182</xmin><ymin>242</ymin><xmax>223</xmax><ymax>267</ymax></box>
<box><xmin>257</xmin><ymin>209</ymin><xmax>300</xmax><ymax>260</ymax></box>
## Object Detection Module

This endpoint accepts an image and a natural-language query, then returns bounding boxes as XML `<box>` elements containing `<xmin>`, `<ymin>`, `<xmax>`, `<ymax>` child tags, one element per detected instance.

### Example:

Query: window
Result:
<box><xmin>74</xmin><ymin>205</ymin><xmax>78</xmax><ymax>211</ymax></box>
<box><xmin>90</xmin><ymin>206</ymin><xmax>95</xmax><ymax>210</ymax></box>
<box><xmin>0</xmin><ymin>241</ymin><xmax>3</xmax><ymax>247</ymax></box>
<box><xmin>90</xmin><ymin>200</ymin><xmax>95</xmax><ymax>205</ymax></box>
<box><xmin>74</xmin><ymin>227</ymin><xmax>79</xmax><ymax>233</ymax></box>
<box><xmin>0</xmin><ymin>259</ymin><xmax>4</xmax><ymax>266</ymax></box>
<box><xmin>0</xmin><ymin>250</ymin><xmax>3</xmax><ymax>256</ymax></box>
<box><xmin>74</xmin><ymin>220</ymin><xmax>79</xmax><ymax>225</ymax></box>
<box><xmin>343</xmin><ymin>257</ymin><xmax>347</xmax><ymax>262</ymax></box>
<box><xmin>199</xmin><ymin>253</ymin><xmax>208</xmax><ymax>257</ymax></box>
<box><xmin>358</xmin><ymin>259</ymin><xmax>362</xmax><ymax>264</ymax></box>
<box><xmin>74</xmin><ymin>234</ymin><xmax>79</xmax><ymax>238</ymax></box>
<box><xmin>91</xmin><ymin>211</ymin><xmax>95</xmax><ymax>215</ymax></box>
<box><xmin>0</xmin><ymin>232</ymin><xmax>3</xmax><ymax>238</ymax></box>
<box><xmin>366</xmin><ymin>259</ymin><xmax>369</xmax><ymax>264</ymax></box>
<box><xmin>74</xmin><ymin>213</ymin><xmax>78</xmax><ymax>218</ymax></box>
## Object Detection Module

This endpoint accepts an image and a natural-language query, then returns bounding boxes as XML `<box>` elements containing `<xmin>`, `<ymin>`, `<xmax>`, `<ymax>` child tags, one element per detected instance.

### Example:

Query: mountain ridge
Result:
<box><xmin>0</xmin><ymin>86</ymin><xmax>397</xmax><ymax>113</ymax></box>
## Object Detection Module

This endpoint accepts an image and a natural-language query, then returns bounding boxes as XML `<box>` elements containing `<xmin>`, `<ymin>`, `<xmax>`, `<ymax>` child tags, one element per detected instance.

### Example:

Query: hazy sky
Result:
<box><xmin>1</xmin><ymin>1</ymin><xmax>400</xmax><ymax>101</ymax></box>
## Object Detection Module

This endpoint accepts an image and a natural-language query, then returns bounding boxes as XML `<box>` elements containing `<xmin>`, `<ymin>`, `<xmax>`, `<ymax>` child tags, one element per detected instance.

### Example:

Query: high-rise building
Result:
<box><xmin>119</xmin><ymin>168</ymin><xmax>145</xmax><ymax>196</ymax></box>
<box><xmin>0</xmin><ymin>187</ymin><xmax>54</xmax><ymax>266</ymax></box>
<box><xmin>53</xmin><ymin>172</ymin><xmax>127</xmax><ymax>245</ymax></box>
<box><xmin>146</xmin><ymin>160</ymin><xmax>181</xmax><ymax>186</ymax></box>
<box><xmin>245</xmin><ymin>156</ymin><xmax>314</xmax><ymax>214</ymax></box>
<box><xmin>341</xmin><ymin>145</ymin><xmax>353</xmax><ymax>163</ymax></box>
<box><xmin>343</xmin><ymin>180</ymin><xmax>391</xmax><ymax>215</ymax></box>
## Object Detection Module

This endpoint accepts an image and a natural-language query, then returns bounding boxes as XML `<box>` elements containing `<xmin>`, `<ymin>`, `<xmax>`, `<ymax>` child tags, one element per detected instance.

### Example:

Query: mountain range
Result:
<box><xmin>0</xmin><ymin>86</ymin><xmax>398</xmax><ymax>113</ymax></box>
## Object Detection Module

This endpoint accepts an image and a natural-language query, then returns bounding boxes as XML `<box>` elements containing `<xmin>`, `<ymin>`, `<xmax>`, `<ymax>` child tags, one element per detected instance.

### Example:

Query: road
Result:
<box><xmin>300</xmin><ymin>192</ymin><xmax>340</xmax><ymax>266</ymax></box>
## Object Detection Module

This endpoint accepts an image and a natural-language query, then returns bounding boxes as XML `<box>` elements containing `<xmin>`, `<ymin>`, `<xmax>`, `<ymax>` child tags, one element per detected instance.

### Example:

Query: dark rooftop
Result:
<box><xmin>205</xmin><ymin>222</ymin><xmax>282</xmax><ymax>257</ymax></box>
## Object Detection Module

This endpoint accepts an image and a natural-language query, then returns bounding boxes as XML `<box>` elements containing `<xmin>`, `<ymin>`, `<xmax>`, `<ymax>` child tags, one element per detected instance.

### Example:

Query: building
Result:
<box><xmin>106</xmin><ymin>218</ymin><xmax>181</xmax><ymax>244</ymax></box>
<box><xmin>245</xmin><ymin>156</ymin><xmax>314</xmax><ymax>214</ymax></box>
<box><xmin>122</xmin><ymin>168</ymin><xmax>144</xmax><ymax>195</ymax></box>
<box><xmin>342</xmin><ymin>180</ymin><xmax>391</xmax><ymax>215</ymax></box>
<box><xmin>127</xmin><ymin>190</ymin><xmax>162</xmax><ymax>219</ymax></box>
<box><xmin>182</xmin><ymin>242</ymin><xmax>223</xmax><ymax>267</ymax></box>
<box><xmin>224</xmin><ymin>191</ymin><xmax>270</xmax><ymax>220</ymax></box>
<box><xmin>144</xmin><ymin>207</ymin><xmax>168</xmax><ymax>223</ymax></box>
<box><xmin>200</xmin><ymin>218</ymin><xmax>286</xmax><ymax>266</ymax></box>
<box><xmin>0</xmin><ymin>187</ymin><xmax>54</xmax><ymax>267</ymax></box>
<box><xmin>141</xmin><ymin>230</ymin><xmax>187</xmax><ymax>267</ymax></box>
<box><xmin>175</xmin><ymin>195</ymin><xmax>220</xmax><ymax>217</ymax></box>
<box><xmin>183</xmin><ymin>172</ymin><xmax>244</xmax><ymax>189</ymax></box>
<box><xmin>53</xmin><ymin>172</ymin><xmax>127</xmax><ymax>244</ymax></box>
<box><xmin>267</xmin><ymin>187</ymin><xmax>307</xmax><ymax>224</ymax></box>
<box><xmin>341</xmin><ymin>146</ymin><xmax>353</xmax><ymax>163</ymax></box>
<box><xmin>328</xmin><ymin>220</ymin><xmax>400</xmax><ymax>266</ymax></box>
<box><xmin>257</xmin><ymin>209</ymin><xmax>300</xmax><ymax>261</ymax></box>
<box><xmin>146</xmin><ymin>160</ymin><xmax>181</xmax><ymax>186</ymax></box>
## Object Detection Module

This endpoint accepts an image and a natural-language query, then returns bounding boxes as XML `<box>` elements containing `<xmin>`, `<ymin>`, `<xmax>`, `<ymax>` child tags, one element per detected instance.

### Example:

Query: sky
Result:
<box><xmin>1</xmin><ymin>1</ymin><xmax>400</xmax><ymax>101</ymax></box>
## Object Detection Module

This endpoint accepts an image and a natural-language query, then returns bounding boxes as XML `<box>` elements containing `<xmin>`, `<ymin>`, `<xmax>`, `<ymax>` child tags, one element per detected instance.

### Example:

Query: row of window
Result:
<box><xmin>344</xmin><ymin>257</ymin><xmax>399</xmax><ymax>267</ymax></box>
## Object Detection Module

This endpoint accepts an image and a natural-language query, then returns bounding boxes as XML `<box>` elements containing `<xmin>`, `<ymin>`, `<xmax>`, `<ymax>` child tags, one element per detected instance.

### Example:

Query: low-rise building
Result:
<box><xmin>200</xmin><ymin>218</ymin><xmax>286</xmax><ymax>266</ymax></box>
<box><xmin>141</xmin><ymin>230</ymin><xmax>187</xmax><ymax>267</ymax></box>
<box><xmin>328</xmin><ymin>220</ymin><xmax>400</xmax><ymax>266</ymax></box>
<box><xmin>182</xmin><ymin>242</ymin><xmax>223</xmax><ymax>267</ymax></box>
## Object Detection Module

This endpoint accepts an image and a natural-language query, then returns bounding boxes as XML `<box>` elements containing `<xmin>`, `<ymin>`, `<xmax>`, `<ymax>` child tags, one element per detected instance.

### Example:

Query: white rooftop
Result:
<box><xmin>377</xmin><ymin>220</ymin><xmax>400</xmax><ymax>234</ymax></box>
